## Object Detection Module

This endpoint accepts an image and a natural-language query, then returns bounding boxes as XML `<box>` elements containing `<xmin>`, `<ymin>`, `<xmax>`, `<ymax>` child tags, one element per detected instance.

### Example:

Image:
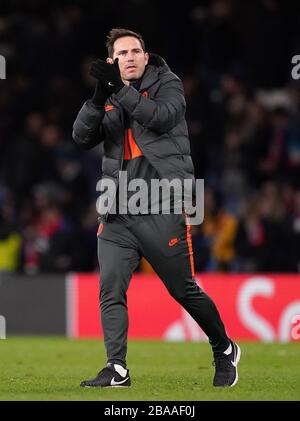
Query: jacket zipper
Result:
<box><xmin>101</xmin><ymin>102</ymin><xmax>126</xmax><ymax>222</ymax></box>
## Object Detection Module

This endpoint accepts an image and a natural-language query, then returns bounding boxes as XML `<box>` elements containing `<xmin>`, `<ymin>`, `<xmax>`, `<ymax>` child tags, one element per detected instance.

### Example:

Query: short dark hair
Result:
<box><xmin>106</xmin><ymin>28</ymin><xmax>146</xmax><ymax>58</ymax></box>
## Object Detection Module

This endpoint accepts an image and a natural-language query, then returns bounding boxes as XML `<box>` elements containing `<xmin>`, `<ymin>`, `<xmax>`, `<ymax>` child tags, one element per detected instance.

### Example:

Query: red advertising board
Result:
<box><xmin>66</xmin><ymin>273</ymin><xmax>300</xmax><ymax>342</ymax></box>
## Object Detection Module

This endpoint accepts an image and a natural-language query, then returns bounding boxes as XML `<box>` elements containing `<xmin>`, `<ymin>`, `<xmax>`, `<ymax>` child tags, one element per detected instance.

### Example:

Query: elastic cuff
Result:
<box><xmin>89</xmin><ymin>99</ymin><xmax>106</xmax><ymax>110</ymax></box>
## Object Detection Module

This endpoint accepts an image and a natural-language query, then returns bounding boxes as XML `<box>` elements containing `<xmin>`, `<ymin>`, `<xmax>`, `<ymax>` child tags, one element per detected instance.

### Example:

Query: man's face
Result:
<box><xmin>109</xmin><ymin>36</ymin><xmax>149</xmax><ymax>82</ymax></box>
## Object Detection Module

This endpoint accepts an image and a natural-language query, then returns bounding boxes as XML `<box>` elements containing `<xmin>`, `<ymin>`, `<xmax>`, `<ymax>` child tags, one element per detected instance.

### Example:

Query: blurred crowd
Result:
<box><xmin>0</xmin><ymin>0</ymin><xmax>300</xmax><ymax>274</ymax></box>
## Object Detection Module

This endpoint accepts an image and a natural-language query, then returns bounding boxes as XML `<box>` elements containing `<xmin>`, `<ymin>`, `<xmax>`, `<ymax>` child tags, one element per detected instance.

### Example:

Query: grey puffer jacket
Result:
<box><xmin>72</xmin><ymin>54</ymin><xmax>195</xmax><ymax>219</ymax></box>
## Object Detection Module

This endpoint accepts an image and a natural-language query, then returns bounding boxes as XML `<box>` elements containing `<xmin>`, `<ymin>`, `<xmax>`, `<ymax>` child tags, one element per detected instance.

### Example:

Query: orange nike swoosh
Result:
<box><xmin>168</xmin><ymin>238</ymin><xmax>180</xmax><ymax>247</ymax></box>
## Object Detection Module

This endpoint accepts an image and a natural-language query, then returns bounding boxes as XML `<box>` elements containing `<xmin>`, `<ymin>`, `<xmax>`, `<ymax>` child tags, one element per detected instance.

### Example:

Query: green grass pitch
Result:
<box><xmin>0</xmin><ymin>337</ymin><xmax>299</xmax><ymax>401</ymax></box>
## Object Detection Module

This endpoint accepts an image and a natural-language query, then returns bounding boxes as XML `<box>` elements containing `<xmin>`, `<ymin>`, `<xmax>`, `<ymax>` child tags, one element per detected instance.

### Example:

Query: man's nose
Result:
<box><xmin>126</xmin><ymin>53</ymin><xmax>134</xmax><ymax>61</ymax></box>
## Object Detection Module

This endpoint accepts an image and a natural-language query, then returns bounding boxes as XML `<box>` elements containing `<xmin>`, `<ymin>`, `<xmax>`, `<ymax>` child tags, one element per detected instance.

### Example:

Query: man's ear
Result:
<box><xmin>106</xmin><ymin>57</ymin><xmax>113</xmax><ymax>64</ymax></box>
<box><xmin>145</xmin><ymin>52</ymin><xmax>149</xmax><ymax>65</ymax></box>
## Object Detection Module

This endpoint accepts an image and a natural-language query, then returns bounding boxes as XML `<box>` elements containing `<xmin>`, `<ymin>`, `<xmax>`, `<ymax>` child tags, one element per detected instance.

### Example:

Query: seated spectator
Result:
<box><xmin>199</xmin><ymin>188</ymin><xmax>237</xmax><ymax>271</ymax></box>
<box><xmin>234</xmin><ymin>196</ymin><xmax>266</xmax><ymax>272</ymax></box>
<box><xmin>0</xmin><ymin>193</ymin><xmax>22</xmax><ymax>273</ymax></box>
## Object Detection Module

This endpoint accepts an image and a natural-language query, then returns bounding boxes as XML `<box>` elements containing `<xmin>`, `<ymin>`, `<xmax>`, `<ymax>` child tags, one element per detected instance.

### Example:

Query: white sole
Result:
<box><xmin>81</xmin><ymin>384</ymin><xmax>131</xmax><ymax>388</ymax></box>
<box><xmin>106</xmin><ymin>385</ymin><xmax>131</xmax><ymax>388</ymax></box>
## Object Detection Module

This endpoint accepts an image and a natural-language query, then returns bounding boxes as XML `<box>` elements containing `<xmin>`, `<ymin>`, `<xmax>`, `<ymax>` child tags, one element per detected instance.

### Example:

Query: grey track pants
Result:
<box><xmin>97</xmin><ymin>213</ymin><xmax>229</xmax><ymax>367</ymax></box>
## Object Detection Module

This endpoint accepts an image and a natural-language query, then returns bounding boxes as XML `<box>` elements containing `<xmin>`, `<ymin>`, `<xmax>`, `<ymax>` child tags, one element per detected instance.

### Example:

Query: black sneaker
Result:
<box><xmin>213</xmin><ymin>340</ymin><xmax>241</xmax><ymax>387</ymax></box>
<box><xmin>80</xmin><ymin>363</ymin><xmax>131</xmax><ymax>388</ymax></box>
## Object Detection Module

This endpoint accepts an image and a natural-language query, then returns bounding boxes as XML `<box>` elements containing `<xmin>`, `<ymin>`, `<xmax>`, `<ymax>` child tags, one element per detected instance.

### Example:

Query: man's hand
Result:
<box><xmin>91</xmin><ymin>81</ymin><xmax>110</xmax><ymax>107</ymax></box>
<box><xmin>89</xmin><ymin>58</ymin><xmax>124</xmax><ymax>94</ymax></box>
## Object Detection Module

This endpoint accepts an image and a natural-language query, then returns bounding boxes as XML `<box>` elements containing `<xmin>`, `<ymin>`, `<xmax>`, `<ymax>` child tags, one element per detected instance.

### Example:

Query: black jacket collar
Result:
<box><xmin>139</xmin><ymin>54</ymin><xmax>170</xmax><ymax>92</ymax></box>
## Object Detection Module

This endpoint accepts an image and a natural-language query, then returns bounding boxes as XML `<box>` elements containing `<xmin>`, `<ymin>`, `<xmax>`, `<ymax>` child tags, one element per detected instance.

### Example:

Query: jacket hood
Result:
<box><xmin>147</xmin><ymin>53</ymin><xmax>169</xmax><ymax>70</ymax></box>
<box><xmin>139</xmin><ymin>53</ymin><xmax>171</xmax><ymax>91</ymax></box>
